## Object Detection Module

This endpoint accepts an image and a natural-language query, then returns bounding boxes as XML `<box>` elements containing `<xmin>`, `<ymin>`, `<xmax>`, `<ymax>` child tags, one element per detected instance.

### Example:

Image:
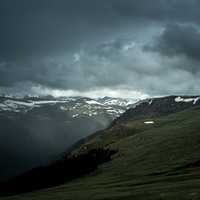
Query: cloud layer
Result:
<box><xmin>0</xmin><ymin>0</ymin><xmax>200</xmax><ymax>97</ymax></box>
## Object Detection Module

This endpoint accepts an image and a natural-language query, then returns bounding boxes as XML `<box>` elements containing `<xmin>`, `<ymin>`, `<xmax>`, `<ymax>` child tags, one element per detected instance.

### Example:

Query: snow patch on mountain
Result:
<box><xmin>72</xmin><ymin>114</ymin><xmax>79</xmax><ymax>118</ymax></box>
<box><xmin>0</xmin><ymin>96</ymin><xmax>138</xmax><ymax>119</ymax></box>
<box><xmin>144</xmin><ymin>121</ymin><xmax>155</xmax><ymax>124</ymax></box>
<box><xmin>175</xmin><ymin>97</ymin><xmax>200</xmax><ymax>104</ymax></box>
<box><xmin>100</xmin><ymin>98</ymin><xmax>136</xmax><ymax>107</ymax></box>
<box><xmin>149</xmin><ymin>99</ymin><xmax>153</xmax><ymax>105</ymax></box>
<box><xmin>85</xmin><ymin>100</ymin><xmax>102</xmax><ymax>105</ymax></box>
<box><xmin>33</xmin><ymin>100</ymin><xmax>68</xmax><ymax>105</ymax></box>
<box><xmin>0</xmin><ymin>99</ymin><xmax>71</xmax><ymax>112</ymax></box>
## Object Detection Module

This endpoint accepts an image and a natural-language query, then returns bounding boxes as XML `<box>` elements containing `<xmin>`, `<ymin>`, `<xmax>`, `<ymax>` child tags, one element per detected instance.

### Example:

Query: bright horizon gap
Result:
<box><xmin>31</xmin><ymin>86</ymin><xmax>150</xmax><ymax>99</ymax></box>
<box><xmin>0</xmin><ymin>85</ymin><xmax>150</xmax><ymax>99</ymax></box>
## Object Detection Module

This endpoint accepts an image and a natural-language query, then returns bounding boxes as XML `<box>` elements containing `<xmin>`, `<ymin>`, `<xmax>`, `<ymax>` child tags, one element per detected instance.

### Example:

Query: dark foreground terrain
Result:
<box><xmin>1</xmin><ymin>96</ymin><xmax>200</xmax><ymax>200</ymax></box>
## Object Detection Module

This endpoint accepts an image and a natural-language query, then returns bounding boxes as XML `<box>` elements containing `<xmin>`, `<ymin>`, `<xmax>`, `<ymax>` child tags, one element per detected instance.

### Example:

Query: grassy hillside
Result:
<box><xmin>2</xmin><ymin>105</ymin><xmax>200</xmax><ymax>200</ymax></box>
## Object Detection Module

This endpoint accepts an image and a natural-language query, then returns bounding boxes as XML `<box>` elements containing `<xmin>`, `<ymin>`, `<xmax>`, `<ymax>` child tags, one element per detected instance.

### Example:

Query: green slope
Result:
<box><xmin>2</xmin><ymin>106</ymin><xmax>200</xmax><ymax>200</ymax></box>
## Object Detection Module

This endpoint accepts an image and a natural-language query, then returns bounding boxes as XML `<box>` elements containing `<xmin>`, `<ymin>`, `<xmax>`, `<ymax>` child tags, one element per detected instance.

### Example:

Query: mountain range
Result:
<box><xmin>1</xmin><ymin>95</ymin><xmax>200</xmax><ymax>199</ymax></box>
<box><xmin>0</xmin><ymin>95</ymin><xmax>138</xmax><ymax>181</ymax></box>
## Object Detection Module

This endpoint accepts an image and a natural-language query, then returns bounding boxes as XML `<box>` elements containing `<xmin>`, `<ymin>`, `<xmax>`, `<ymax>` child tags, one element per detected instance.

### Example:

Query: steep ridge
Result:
<box><xmin>113</xmin><ymin>95</ymin><xmax>200</xmax><ymax>124</ymax></box>
<box><xmin>1</xmin><ymin>95</ymin><xmax>200</xmax><ymax>199</ymax></box>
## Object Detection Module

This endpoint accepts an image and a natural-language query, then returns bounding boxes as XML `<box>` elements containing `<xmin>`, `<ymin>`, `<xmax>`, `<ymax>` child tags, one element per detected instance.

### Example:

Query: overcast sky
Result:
<box><xmin>0</xmin><ymin>0</ymin><xmax>200</xmax><ymax>98</ymax></box>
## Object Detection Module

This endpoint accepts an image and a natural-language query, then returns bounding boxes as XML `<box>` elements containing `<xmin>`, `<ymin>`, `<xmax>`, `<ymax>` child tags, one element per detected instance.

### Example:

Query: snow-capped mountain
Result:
<box><xmin>0</xmin><ymin>96</ymin><xmax>138</xmax><ymax>118</ymax></box>
<box><xmin>113</xmin><ymin>95</ymin><xmax>200</xmax><ymax>124</ymax></box>
<box><xmin>0</xmin><ymin>95</ymin><xmax>138</xmax><ymax>181</ymax></box>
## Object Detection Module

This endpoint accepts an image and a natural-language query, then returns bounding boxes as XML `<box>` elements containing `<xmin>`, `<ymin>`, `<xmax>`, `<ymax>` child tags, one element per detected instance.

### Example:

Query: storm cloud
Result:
<box><xmin>0</xmin><ymin>0</ymin><xmax>200</xmax><ymax>97</ymax></box>
<box><xmin>144</xmin><ymin>24</ymin><xmax>200</xmax><ymax>72</ymax></box>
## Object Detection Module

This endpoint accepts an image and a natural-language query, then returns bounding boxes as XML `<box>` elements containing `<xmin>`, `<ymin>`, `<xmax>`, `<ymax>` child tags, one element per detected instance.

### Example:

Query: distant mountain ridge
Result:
<box><xmin>113</xmin><ymin>95</ymin><xmax>200</xmax><ymax>124</ymax></box>
<box><xmin>0</xmin><ymin>95</ymin><xmax>138</xmax><ymax>181</ymax></box>
<box><xmin>0</xmin><ymin>96</ymin><xmax>138</xmax><ymax>117</ymax></box>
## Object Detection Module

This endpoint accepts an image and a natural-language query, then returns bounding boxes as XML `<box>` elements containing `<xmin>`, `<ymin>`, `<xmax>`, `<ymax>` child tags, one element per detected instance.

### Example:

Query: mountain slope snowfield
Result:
<box><xmin>1</xmin><ymin>95</ymin><xmax>200</xmax><ymax>200</ymax></box>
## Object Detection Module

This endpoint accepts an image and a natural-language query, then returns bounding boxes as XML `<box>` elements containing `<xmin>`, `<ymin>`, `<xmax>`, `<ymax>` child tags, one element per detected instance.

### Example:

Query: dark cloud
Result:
<box><xmin>0</xmin><ymin>0</ymin><xmax>200</xmax><ymax>96</ymax></box>
<box><xmin>113</xmin><ymin>0</ymin><xmax>200</xmax><ymax>24</ymax></box>
<box><xmin>0</xmin><ymin>0</ymin><xmax>120</xmax><ymax>61</ymax></box>
<box><xmin>1</xmin><ymin>0</ymin><xmax>200</xmax><ymax>61</ymax></box>
<box><xmin>145</xmin><ymin>24</ymin><xmax>200</xmax><ymax>60</ymax></box>
<box><xmin>144</xmin><ymin>24</ymin><xmax>200</xmax><ymax>73</ymax></box>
